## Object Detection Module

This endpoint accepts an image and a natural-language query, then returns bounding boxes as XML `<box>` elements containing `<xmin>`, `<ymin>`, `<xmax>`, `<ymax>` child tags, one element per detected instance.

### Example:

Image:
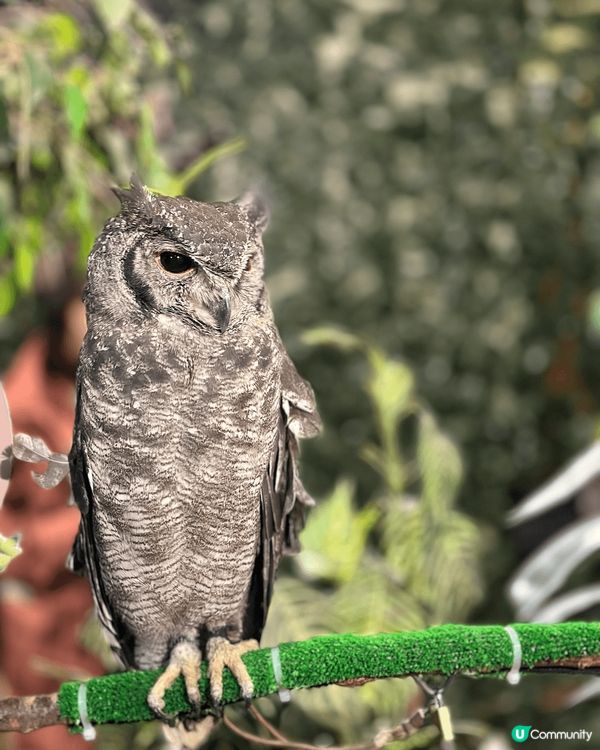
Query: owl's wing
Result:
<box><xmin>69</xmin><ymin>400</ymin><xmax>136</xmax><ymax>667</ymax></box>
<box><xmin>243</xmin><ymin>353</ymin><xmax>321</xmax><ymax>641</ymax></box>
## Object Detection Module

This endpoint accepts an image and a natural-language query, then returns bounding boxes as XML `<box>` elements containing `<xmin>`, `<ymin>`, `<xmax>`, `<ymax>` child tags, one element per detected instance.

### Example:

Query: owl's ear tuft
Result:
<box><xmin>112</xmin><ymin>174</ymin><xmax>154</xmax><ymax>219</ymax></box>
<box><xmin>237</xmin><ymin>190</ymin><xmax>270</xmax><ymax>234</ymax></box>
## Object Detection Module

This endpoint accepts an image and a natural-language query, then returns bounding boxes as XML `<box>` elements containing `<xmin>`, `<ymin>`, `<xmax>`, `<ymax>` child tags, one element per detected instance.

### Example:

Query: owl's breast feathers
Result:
<box><xmin>69</xmin><ymin>317</ymin><xmax>320</xmax><ymax>667</ymax></box>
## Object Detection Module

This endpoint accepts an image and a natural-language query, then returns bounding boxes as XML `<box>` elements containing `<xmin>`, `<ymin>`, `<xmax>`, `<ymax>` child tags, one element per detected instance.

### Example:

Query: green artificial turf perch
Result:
<box><xmin>58</xmin><ymin>622</ymin><xmax>600</xmax><ymax>732</ymax></box>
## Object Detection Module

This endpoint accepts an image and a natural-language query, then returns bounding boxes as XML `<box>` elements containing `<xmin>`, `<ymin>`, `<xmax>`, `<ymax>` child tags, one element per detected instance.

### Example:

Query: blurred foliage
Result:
<box><xmin>157</xmin><ymin>0</ymin><xmax>600</xmax><ymax>533</ymax></box>
<box><xmin>0</xmin><ymin>533</ymin><xmax>20</xmax><ymax>572</ymax></box>
<box><xmin>0</xmin><ymin>1</ymin><xmax>242</xmax><ymax>326</ymax></box>
<box><xmin>0</xmin><ymin>1</ymin><xmax>168</xmax><ymax>316</ymax></box>
<box><xmin>261</xmin><ymin>331</ymin><xmax>482</xmax><ymax>740</ymax></box>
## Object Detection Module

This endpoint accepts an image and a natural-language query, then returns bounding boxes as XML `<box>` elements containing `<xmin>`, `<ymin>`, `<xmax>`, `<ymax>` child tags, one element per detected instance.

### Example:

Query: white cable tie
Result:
<box><xmin>504</xmin><ymin>625</ymin><xmax>523</xmax><ymax>685</ymax></box>
<box><xmin>77</xmin><ymin>682</ymin><xmax>97</xmax><ymax>741</ymax></box>
<box><xmin>270</xmin><ymin>646</ymin><xmax>291</xmax><ymax>703</ymax></box>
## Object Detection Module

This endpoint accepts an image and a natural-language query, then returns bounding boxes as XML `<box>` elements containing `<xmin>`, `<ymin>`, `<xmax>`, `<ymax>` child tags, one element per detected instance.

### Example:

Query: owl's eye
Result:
<box><xmin>158</xmin><ymin>251</ymin><xmax>195</xmax><ymax>275</ymax></box>
<box><xmin>245</xmin><ymin>257</ymin><xmax>252</xmax><ymax>271</ymax></box>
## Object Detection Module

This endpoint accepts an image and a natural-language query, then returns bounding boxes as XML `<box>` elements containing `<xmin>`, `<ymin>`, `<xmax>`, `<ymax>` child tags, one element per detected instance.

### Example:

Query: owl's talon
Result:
<box><xmin>181</xmin><ymin>693</ymin><xmax>205</xmax><ymax>727</ymax></box>
<box><xmin>147</xmin><ymin>640</ymin><xmax>202</xmax><ymax>725</ymax></box>
<box><xmin>206</xmin><ymin>637</ymin><xmax>259</xmax><ymax>707</ymax></box>
<box><xmin>208</xmin><ymin>698</ymin><xmax>224</xmax><ymax>718</ymax></box>
<box><xmin>149</xmin><ymin>705</ymin><xmax>178</xmax><ymax>727</ymax></box>
<box><xmin>180</xmin><ymin>701</ymin><xmax>204</xmax><ymax>727</ymax></box>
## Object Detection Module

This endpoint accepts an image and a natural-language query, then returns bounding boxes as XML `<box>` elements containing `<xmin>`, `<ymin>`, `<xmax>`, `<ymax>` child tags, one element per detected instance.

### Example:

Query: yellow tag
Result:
<box><xmin>434</xmin><ymin>704</ymin><xmax>454</xmax><ymax>741</ymax></box>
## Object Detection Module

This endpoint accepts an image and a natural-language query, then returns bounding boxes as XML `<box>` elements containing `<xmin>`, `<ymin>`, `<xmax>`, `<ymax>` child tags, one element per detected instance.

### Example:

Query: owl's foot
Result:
<box><xmin>206</xmin><ymin>636</ymin><xmax>259</xmax><ymax>708</ymax></box>
<box><xmin>148</xmin><ymin>640</ymin><xmax>202</xmax><ymax>725</ymax></box>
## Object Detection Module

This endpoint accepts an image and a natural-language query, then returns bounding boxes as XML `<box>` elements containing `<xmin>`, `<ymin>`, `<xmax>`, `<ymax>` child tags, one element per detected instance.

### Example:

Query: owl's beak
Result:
<box><xmin>214</xmin><ymin>296</ymin><xmax>231</xmax><ymax>333</ymax></box>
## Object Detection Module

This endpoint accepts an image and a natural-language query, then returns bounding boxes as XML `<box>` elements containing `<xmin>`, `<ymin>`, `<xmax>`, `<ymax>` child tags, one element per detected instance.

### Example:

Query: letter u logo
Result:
<box><xmin>512</xmin><ymin>725</ymin><xmax>532</xmax><ymax>742</ymax></box>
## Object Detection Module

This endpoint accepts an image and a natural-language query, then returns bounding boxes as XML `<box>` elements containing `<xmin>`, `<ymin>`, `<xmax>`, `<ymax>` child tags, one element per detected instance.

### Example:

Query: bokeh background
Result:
<box><xmin>0</xmin><ymin>0</ymin><xmax>599</xmax><ymax>748</ymax></box>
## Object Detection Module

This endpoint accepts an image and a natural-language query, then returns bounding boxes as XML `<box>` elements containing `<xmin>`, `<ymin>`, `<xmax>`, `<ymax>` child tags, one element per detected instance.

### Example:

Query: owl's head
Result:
<box><xmin>85</xmin><ymin>176</ymin><xmax>270</xmax><ymax>334</ymax></box>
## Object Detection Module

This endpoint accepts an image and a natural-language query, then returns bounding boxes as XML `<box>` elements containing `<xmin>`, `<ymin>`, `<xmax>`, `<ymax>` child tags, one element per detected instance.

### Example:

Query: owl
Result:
<box><xmin>69</xmin><ymin>177</ymin><xmax>321</xmax><ymax>746</ymax></box>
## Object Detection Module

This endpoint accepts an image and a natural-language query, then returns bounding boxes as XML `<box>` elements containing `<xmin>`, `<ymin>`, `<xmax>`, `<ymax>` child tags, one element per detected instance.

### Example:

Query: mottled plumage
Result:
<box><xmin>69</xmin><ymin>178</ymin><xmax>320</xmax><ymax>738</ymax></box>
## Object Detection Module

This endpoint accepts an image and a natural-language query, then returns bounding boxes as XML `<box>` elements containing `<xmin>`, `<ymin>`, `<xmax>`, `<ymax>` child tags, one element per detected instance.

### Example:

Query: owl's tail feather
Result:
<box><xmin>162</xmin><ymin>716</ymin><xmax>217</xmax><ymax>750</ymax></box>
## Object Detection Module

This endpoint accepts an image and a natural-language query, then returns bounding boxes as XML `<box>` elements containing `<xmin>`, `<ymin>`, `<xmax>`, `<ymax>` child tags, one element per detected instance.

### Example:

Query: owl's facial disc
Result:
<box><xmin>122</xmin><ymin>241</ymin><xmax>234</xmax><ymax>334</ymax></box>
<box><xmin>147</xmin><ymin>244</ymin><xmax>232</xmax><ymax>332</ymax></box>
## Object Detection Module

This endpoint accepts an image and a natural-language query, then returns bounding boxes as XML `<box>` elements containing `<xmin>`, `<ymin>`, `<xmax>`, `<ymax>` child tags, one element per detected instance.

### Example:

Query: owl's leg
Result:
<box><xmin>206</xmin><ymin>636</ymin><xmax>259</xmax><ymax>708</ymax></box>
<box><xmin>147</xmin><ymin>640</ymin><xmax>202</xmax><ymax>725</ymax></box>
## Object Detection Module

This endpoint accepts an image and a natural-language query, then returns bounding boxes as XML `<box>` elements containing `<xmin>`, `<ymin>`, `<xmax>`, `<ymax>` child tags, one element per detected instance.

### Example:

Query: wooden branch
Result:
<box><xmin>0</xmin><ymin>693</ymin><xmax>62</xmax><ymax>733</ymax></box>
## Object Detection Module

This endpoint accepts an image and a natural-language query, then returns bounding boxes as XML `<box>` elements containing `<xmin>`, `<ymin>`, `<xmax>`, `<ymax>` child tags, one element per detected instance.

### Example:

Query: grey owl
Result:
<box><xmin>69</xmin><ymin>177</ymin><xmax>321</xmax><ymax>745</ymax></box>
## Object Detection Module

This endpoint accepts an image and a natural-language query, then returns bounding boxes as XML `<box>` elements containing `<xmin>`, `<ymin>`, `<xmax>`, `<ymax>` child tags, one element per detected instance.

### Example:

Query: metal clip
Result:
<box><xmin>430</xmin><ymin>692</ymin><xmax>455</xmax><ymax>743</ymax></box>
<box><xmin>412</xmin><ymin>675</ymin><xmax>455</xmax><ymax>748</ymax></box>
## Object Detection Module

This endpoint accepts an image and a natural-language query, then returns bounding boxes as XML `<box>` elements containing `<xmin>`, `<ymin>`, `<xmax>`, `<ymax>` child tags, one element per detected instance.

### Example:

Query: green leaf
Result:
<box><xmin>93</xmin><ymin>0</ymin><xmax>133</xmax><ymax>30</ymax></box>
<box><xmin>176</xmin><ymin>61</ymin><xmax>192</xmax><ymax>93</ymax></box>
<box><xmin>64</xmin><ymin>85</ymin><xmax>87</xmax><ymax>140</ymax></box>
<box><xmin>360</xmin><ymin>443</ymin><xmax>387</xmax><ymax>476</ymax></box>
<box><xmin>0</xmin><ymin>275</ymin><xmax>16</xmax><ymax>317</ymax></box>
<box><xmin>65</xmin><ymin>65</ymin><xmax>90</xmax><ymax>89</ymax></box>
<box><xmin>364</xmin><ymin>350</ymin><xmax>414</xmax><ymax>492</ymax></box>
<box><xmin>382</xmin><ymin>501</ymin><xmax>429</xmax><ymax>599</ymax></box>
<box><xmin>12</xmin><ymin>218</ymin><xmax>43</xmax><ymax>292</ymax></box>
<box><xmin>41</xmin><ymin>13</ymin><xmax>81</xmax><ymax>57</ymax></box>
<box><xmin>13</xmin><ymin>243</ymin><xmax>35</xmax><ymax>291</ymax></box>
<box><xmin>418</xmin><ymin>411</ymin><xmax>463</xmax><ymax>513</ymax></box>
<box><xmin>381</xmin><ymin>498</ymin><xmax>482</xmax><ymax>621</ymax></box>
<box><xmin>0</xmin><ymin>534</ymin><xmax>21</xmax><ymax>573</ymax></box>
<box><xmin>30</xmin><ymin>145</ymin><xmax>53</xmax><ymax>171</ymax></box>
<box><xmin>135</xmin><ymin>104</ymin><xmax>169</xmax><ymax>188</ymax></box>
<box><xmin>159</xmin><ymin>137</ymin><xmax>247</xmax><ymax>196</ymax></box>
<box><xmin>332</xmin><ymin>565</ymin><xmax>423</xmax><ymax>634</ymax></box>
<box><xmin>297</xmin><ymin>480</ymin><xmax>378</xmax><ymax>583</ymax></box>
<box><xmin>425</xmin><ymin>513</ymin><xmax>483</xmax><ymax>621</ymax></box>
<box><xmin>302</xmin><ymin>326</ymin><xmax>364</xmax><ymax>352</ymax></box>
<box><xmin>366</xmin><ymin>349</ymin><xmax>414</xmax><ymax>431</ymax></box>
